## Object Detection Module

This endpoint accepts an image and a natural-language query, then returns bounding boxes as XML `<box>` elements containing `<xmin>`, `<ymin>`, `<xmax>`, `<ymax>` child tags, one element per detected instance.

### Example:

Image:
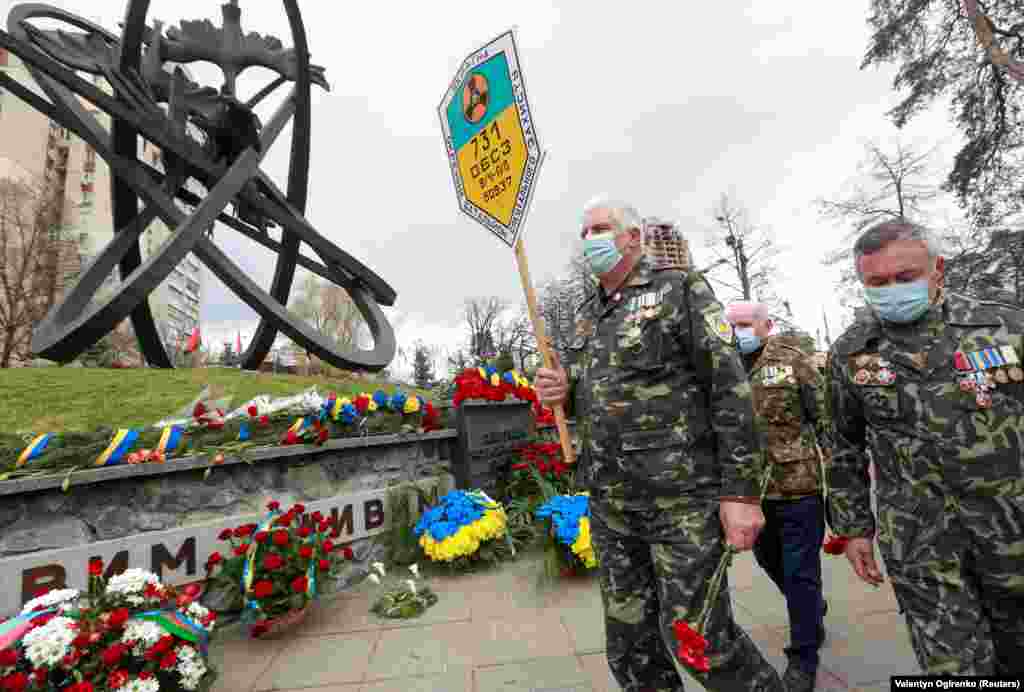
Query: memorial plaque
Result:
<box><xmin>452</xmin><ymin>400</ymin><xmax>535</xmax><ymax>494</ymax></box>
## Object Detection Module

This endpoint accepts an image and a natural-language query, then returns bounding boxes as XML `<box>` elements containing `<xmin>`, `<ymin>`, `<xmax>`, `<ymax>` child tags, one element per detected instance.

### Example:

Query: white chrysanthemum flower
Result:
<box><xmin>106</xmin><ymin>569</ymin><xmax>161</xmax><ymax>601</ymax></box>
<box><xmin>122</xmin><ymin>619</ymin><xmax>166</xmax><ymax>656</ymax></box>
<box><xmin>176</xmin><ymin>644</ymin><xmax>207</xmax><ymax>690</ymax></box>
<box><xmin>371</xmin><ymin>561</ymin><xmax>386</xmax><ymax>577</ymax></box>
<box><xmin>21</xmin><ymin>616</ymin><xmax>77</xmax><ymax>668</ymax></box>
<box><xmin>20</xmin><ymin>589</ymin><xmax>80</xmax><ymax>615</ymax></box>
<box><xmin>405</xmin><ymin>579</ymin><xmax>417</xmax><ymax>595</ymax></box>
<box><xmin>184</xmin><ymin>602</ymin><xmax>215</xmax><ymax>633</ymax></box>
<box><xmin>123</xmin><ymin>678</ymin><xmax>161</xmax><ymax>692</ymax></box>
<box><xmin>408</xmin><ymin>564</ymin><xmax>420</xmax><ymax>578</ymax></box>
<box><xmin>367</xmin><ymin>573</ymin><xmax>381</xmax><ymax>585</ymax></box>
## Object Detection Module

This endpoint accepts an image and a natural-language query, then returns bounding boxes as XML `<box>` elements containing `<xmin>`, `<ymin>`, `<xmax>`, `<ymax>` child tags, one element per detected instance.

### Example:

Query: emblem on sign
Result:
<box><xmin>439</xmin><ymin>30</ymin><xmax>543</xmax><ymax>248</ymax></box>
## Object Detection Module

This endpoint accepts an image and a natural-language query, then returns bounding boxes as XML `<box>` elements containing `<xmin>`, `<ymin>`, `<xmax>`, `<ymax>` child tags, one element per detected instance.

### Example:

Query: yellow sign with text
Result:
<box><xmin>456</xmin><ymin>106</ymin><xmax>527</xmax><ymax>227</ymax></box>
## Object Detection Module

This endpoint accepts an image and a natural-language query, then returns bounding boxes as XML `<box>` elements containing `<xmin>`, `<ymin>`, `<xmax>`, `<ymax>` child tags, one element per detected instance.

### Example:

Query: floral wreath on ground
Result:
<box><xmin>412</xmin><ymin>490</ymin><xmax>515</xmax><ymax>571</ymax></box>
<box><xmin>1</xmin><ymin>389</ymin><xmax>442</xmax><ymax>487</ymax></box>
<box><xmin>451</xmin><ymin>367</ymin><xmax>555</xmax><ymax>426</ymax></box>
<box><xmin>0</xmin><ymin>563</ymin><xmax>217</xmax><ymax>692</ymax></box>
<box><xmin>535</xmin><ymin>493</ymin><xmax>598</xmax><ymax>573</ymax></box>
<box><xmin>203</xmin><ymin>501</ymin><xmax>355</xmax><ymax>638</ymax></box>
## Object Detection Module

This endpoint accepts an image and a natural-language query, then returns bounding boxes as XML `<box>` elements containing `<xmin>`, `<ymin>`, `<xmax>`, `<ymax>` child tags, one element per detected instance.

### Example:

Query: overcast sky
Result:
<box><xmin>17</xmin><ymin>0</ymin><xmax>969</xmax><ymax>378</ymax></box>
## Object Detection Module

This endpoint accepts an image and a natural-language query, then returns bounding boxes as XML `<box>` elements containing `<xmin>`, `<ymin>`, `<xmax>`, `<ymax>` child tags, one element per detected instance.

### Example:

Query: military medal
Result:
<box><xmin>854</xmin><ymin>369</ymin><xmax>870</xmax><ymax>385</ymax></box>
<box><xmin>995</xmin><ymin>368</ymin><xmax>1009</xmax><ymax>384</ymax></box>
<box><xmin>876</xmin><ymin>368</ymin><xmax>896</xmax><ymax>385</ymax></box>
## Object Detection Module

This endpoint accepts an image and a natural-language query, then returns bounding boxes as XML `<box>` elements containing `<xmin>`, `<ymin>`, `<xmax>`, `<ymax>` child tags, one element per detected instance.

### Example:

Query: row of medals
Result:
<box><xmin>853</xmin><ymin>354</ymin><xmax>1022</xmax><ymax>409</ymax></box>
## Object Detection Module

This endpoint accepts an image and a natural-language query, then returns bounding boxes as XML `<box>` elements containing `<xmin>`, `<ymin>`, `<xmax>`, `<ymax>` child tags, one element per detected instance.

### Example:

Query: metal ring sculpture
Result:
<box><xmin>0</xmin><ymin>1</ymin><xmax>397</xmax><ymax>371</ymax></box>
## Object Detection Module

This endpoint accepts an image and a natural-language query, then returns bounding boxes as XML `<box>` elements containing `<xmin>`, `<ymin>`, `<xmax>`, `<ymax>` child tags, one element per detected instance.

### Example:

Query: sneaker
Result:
<box><xmin>783</xmin><ymin>664</ymin><xmax>816</xmax><ymax>692</ymax></box>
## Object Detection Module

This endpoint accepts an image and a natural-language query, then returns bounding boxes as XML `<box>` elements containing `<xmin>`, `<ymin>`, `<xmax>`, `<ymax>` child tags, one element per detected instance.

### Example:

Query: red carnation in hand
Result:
<box><xmin>88</xmin><ymin>558</ymin><xmax>103</xmax><ymax>577</ymax></box>
<box><xmin>291</xmin><ymin>576</ymin><xmax>308</xmax><ymax>594</ymax></box>
<box><xmin>673</xmin><ymin>620</ymin><xmax>710</xmax><ymax>673</ymax></box>
<box><xmin>252</xmin><ymin>580</ymin><xmax>274</xmax><ymax>599</ymax></box>
<box><xmin>251</xmin><ymin>621</ymin><xmax>268</xmax><ymax>637</ymax></box>
<box><xmin>247</xmin><ymin>404</ymin><xmax>258</xmax><ymax>417</ymax></box>
<box><xmin>822</xmin><ymin>536</ymin><xmax>849</xmax><ymax>555</ymax></box>
<box><xmin>272</xmin><ymin>530</ymin><xmax>290</xmax><ymax>546</ymax></box>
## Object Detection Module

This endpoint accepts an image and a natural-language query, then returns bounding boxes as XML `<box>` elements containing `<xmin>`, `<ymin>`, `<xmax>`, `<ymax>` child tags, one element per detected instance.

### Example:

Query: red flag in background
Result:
<box><xmin>236</xmin><ymin>331</ymin><xmax>242</xmax><ymax>355</ymax></box>
<box><xmin>185</xmin><ymin>327</ymin><xmax>201</xmax><ymax>354</ymax></box>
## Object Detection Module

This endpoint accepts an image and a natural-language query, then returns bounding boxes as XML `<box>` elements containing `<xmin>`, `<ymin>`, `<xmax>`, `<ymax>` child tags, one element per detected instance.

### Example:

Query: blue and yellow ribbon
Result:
<box><xmin>241</xmin><ymin>511</ymin><xmax>279</xmax><ymax>611</ymax></box>
<box><xmin>136</xmin><ymin>608</ymin><xmax>210</xmax><ymax>658</ymax></box>
<box><xmin>16</xmin><ymin>433</ymin><xmax>53</xmax><ymax>467</ymax></box>
<box><xmin>156</xmin><ymin>426</ymin><xmax>183</xmax><ymax>456</ymax></box>
<box><xmin>96</xmin><ymin>429</ymin><xmax>140</xmax><ymax>466</ymax></box>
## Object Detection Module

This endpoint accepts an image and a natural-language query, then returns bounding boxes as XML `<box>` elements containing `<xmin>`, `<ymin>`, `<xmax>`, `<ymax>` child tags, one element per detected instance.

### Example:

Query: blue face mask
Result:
<box><xmin>583</xmin><ymin>233</ymin><xmax>623</xmax><ymax>276</ymax></box>
<box><xmin>734</xmin><ymin>327</ymin><xmax>762</xmax><ymax>354</ymax></box>
<box><xmin>863</xmin><ymin>279</ymin><xmax>932</xmax><ymax>324</ymax></box>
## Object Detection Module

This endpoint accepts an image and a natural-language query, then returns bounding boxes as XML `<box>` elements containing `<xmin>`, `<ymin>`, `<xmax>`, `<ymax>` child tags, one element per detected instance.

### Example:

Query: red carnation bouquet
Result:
<box><xmin>203</xmin><ymin>501</ymin><xmax>355</xmax><ymax>638</ymax></box>
<box><xmin>452</xmin><ymin>367</ymin><xmax>557</xmax><ymax>428</ymax></box>
<box><xmin>0</xmin><ymin>560</ymin><xmax>217</xmax><ymax>691</ymax></box>
<box><xmin>672</xmin><ymin>544</ymin><xmax>738</xmax><ymax>673</ymax></box>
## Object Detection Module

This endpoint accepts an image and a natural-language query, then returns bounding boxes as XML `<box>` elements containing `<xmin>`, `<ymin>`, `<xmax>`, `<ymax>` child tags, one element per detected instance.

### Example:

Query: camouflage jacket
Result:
<box><xmin>564</xmin><ymin>256</ymin><xmax>763</xmax><ymax>507</ymax></box>
<box><xmin>743</xmin><ymin>335</ymin><xmax>828</xmax><ymax>500</ymax></box>
<box><xmin>827</xmin><ymin>292</ymin><xmax>1024</xmax><ymax>538</ymax></box>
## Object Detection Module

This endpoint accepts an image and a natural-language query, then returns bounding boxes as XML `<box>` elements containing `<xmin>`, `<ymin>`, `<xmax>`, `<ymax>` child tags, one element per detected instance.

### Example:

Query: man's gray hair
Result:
<box><xmin>581</xmin><ymin>195</ymin><xmax>643</xmax><ymax>232</ymax></box>
<box><xmin>853</xmin><ymin>219</ymin><xmax>945</xmax><ymax>279</ymax></box>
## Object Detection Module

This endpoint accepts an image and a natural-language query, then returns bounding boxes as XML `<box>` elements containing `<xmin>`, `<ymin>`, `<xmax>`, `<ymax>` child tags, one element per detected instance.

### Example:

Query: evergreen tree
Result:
<box><xmin>412</xmin><ymin>342</ymin><xmax>436</xmax><ymax>389</ymax></box>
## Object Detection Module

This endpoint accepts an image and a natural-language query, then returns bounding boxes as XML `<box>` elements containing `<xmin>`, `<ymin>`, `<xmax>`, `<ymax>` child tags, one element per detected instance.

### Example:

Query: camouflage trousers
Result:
<box><xmin>876</xmin><ymin>491</ymin><xmax>1024</xmax><ymax>675</ymax></box>
<box><xmin>589</xmin><ymin>498</ymin><xmax>784</xmax><ymax>692</ymax></box>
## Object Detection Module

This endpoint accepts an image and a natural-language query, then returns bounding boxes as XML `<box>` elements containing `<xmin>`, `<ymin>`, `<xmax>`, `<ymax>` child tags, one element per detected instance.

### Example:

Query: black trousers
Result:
<box><xmin>752</xmin><ymin>494</ymin><xmax>826</xmax><ymax>674</ymax></box>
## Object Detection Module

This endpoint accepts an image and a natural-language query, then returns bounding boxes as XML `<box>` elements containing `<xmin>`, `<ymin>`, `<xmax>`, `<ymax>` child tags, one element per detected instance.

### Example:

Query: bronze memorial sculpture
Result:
<box><xmin>0</xmin><ymin>0</ymin><xmax>397</xmax><ymax>370</ymax></box>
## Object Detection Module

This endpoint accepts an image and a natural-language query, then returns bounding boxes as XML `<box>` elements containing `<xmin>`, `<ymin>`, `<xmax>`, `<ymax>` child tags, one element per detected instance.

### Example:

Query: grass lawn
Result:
<box><xmin>0</xmin><ymin>367</ymin><xmax>438</xmax><ymax>434</ymax></box>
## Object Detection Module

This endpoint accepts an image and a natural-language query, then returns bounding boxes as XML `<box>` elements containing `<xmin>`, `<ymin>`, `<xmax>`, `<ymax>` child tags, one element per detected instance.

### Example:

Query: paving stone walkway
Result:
<box><xmin>208</xmin><ymin>546</ymin><xmax>918</xmax><ymax>692</ymax></box>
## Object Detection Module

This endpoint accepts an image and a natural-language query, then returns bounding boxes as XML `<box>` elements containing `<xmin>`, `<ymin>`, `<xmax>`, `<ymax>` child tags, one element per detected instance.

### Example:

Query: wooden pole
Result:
<box><xmin>513</xmin><ymin>233</ymin><xmax>576</xmax><ymax>466</ymax></box>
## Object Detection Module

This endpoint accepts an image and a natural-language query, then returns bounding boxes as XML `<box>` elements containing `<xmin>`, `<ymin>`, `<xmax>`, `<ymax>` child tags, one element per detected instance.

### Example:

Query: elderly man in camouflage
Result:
<box><xmin>726</xmin><ymin>302</ymin><xmax>829</xmax><ymax>692</ymax></box>
<box><xmin>828</xmin><ymin>219</ymin><xmax>1024</xmax><ymax>676</ymax></box>
<box><xmin>534</xmin><ymin>198</ymin><xmax>784</xmax><ymax>692</ymax></box>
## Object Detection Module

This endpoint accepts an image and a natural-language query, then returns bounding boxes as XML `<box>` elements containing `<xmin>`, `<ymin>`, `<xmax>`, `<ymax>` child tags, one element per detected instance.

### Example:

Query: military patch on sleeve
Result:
<box><xmin>759</xmin><ymin>365</ymin><xmax>794</xmax><ymax>385</ymax></box>
<box><xmin>704</xmin><ymin>309</ymin><xmax>734</xmax><ymax>343</ymax></box>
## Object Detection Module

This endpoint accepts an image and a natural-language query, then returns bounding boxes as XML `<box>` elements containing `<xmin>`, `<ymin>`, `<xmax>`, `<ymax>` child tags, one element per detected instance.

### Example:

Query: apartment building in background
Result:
<box><xmin>0</xmin><ymin>47</ymin><xmax>203</xmax><ymax>361</ymax></box>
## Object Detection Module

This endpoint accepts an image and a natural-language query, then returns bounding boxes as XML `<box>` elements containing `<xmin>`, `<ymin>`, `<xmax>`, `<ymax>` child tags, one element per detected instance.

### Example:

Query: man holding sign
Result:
<box><xmin>535</xmin><ymin>197</ymin><xmax>783</xmax><ymax>692</ymax></box>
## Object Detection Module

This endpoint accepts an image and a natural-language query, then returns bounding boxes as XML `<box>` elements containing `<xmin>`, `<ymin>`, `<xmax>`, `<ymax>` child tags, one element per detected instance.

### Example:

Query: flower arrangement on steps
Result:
<box><xmin>413</xmin><ymin>490</ymin><xmax>517</xmax><ymax>572</ymax></box>
<box><xmin>202</xmin><ymin>501</ymin><xmax>355</xmax><ymax>639</ymax></box>
<box><xmin>0</xmin><ymin>562</ymin><xmax>218</xmax><ymax>692</ymax></box>
<box><xmin>0</xmin><ymin>387</ymin><xmax>443</xmax><ymax>488</ymax></box>
<box><xmin>366</xmin><ymin>563</ymin><xmax>438</xmax><ymax>619</ymax></box>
